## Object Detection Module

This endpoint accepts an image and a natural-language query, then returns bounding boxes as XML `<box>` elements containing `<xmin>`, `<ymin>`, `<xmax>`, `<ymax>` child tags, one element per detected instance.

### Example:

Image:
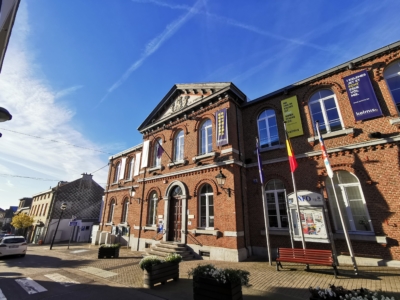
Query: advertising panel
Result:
<box><xmin>343</xmin><ymin>70</ymin><xmax>383</xmax><ymax>121</ymax></box>
<box><xmin>216</xmin><ymin>108</ymin><xmax>228</xmax><ymax>146</ymax></box>
<box><xmin>281</xmin><ymin>96</ymin><xmax>303</xmax><ymax>138</ymax></box>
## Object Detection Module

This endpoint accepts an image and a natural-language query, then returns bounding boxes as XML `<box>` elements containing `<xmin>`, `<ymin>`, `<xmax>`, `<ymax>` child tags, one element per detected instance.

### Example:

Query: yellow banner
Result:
<box><xmin>281</xmin><ymin>96</ymin><xmax>303</xmax><ymax>138</ymax></box>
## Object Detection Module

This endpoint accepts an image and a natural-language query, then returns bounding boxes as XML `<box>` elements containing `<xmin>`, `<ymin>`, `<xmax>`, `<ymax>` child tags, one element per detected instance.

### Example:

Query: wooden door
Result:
<box><xmin>168</xmin><ymin>186</ymin><xmax>183</xmax><ymax>242</ymax></box>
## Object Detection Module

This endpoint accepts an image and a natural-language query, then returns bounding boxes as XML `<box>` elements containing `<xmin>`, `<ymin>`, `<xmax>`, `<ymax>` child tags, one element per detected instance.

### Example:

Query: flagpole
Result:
<box><xmin>315</xmin><ymin>121</ymin><xmax>358</xmax><ymax>275</ymax></box>
<box><xmin>283</xmin><ymin>122</ymin><xmax>306</xmax><ymax>250</ymax></box>
<box><xmin>256</xmin><ymin>137</ymin><xmax>272</xmax><ymax>266</ymax></box>
<box><xmin>150</xmin><ymin>132</ymin><xmax>176</xmax><ymax>167</ymax></box>
<box><xmin>285</xmin><ymin>190</ymin><xmax>295</xmax><ymax>249</ymax></box>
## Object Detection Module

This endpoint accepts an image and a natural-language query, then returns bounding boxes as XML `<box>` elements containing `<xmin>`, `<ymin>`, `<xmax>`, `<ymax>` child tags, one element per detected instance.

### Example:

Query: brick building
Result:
<box><xmin>100</xmin><ymin>41</ymin><xmax>400</xmax><ymax>262</ymax></box>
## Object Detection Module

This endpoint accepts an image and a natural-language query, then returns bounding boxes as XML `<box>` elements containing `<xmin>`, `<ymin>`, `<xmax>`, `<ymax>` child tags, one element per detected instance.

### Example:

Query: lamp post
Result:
<box><xmin>215</xmin><ymin>170</ymin><xmax>231</xmax><ymax>197</ymax></box>
<box><xmin>50</xmin><ymin>202</ymin><xmax>67</xmax><ymax>250</ymax></box>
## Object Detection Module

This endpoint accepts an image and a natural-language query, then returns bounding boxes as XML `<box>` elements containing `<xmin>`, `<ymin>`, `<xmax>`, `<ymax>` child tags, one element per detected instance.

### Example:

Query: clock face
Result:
<box><xmin>0</xmin><ymin>213</ymin><xmax>4</xmax><ymax>218</ymax></box>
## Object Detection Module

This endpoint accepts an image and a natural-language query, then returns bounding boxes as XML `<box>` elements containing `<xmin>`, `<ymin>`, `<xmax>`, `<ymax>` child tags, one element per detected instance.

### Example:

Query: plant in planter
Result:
<box><xmin>188</xmin><ymin>264</ymin><xmax>250</xmax><ymax>300</ymax></box>
<box><xmin>98</xmin><ymin>243</ymin><xmax>121</xmax><ymax>259</ymax></box>
<box><xmin>309</xmin><ymin>285</ymin><xmax>396</xmax><ymax>300</ymax></box>
<box><xmin>140</xmin><ymin>253</ymin><xmax>182</xmax><ymax>289</ymax></box>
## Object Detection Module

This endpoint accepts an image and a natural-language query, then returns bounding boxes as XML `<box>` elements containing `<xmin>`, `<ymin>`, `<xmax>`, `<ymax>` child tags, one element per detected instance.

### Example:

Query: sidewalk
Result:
<box><xmin>42</xmin><ymin>243</ymin><xmax>400</xmax><ymax>300</ymax></box>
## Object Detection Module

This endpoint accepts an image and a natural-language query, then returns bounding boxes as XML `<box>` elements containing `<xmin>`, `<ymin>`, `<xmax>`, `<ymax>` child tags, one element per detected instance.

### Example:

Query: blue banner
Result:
<box><xmin>343</xmin><ymin>70</ymin><xmax>382</xmax><ymax>121</ymax></box>
<box><xmin>216</xmin><ymin>108</ymin><xmax>228</xmax><ymax>146</ymax></box>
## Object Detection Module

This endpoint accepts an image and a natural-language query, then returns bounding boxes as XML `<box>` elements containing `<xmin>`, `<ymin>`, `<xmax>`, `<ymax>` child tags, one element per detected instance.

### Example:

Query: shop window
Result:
<box><xmin>121</xmin><ymin>198</ymin><xmax>129</xmax><ymax>223</ymax></box>
<box><xmin>113</xmin><ymin>162</ymin><xmax>120</xmax><ymax>183</ymax></box>
<box><xmin>153</xmin><ymin>139</ymin><xmax>163</xmax><ymax>167</ymax></box>
<box><xmin>384</xmin><ymin>60</ymin><xmax>400</xmax><ymax>114</ymax></box>
<box><xmin>309</xmin><ymin>89</ymin><xmax>343</xmax><ymax>134</ymax></box>
<box><xmin>325</xmin><ymin>171</ymin><xmax>373</xmax><ymax>233</ymax></box>
<box><xmin>108</xmin><ymin>199</ymin><xmax>115</xmax><ymax>223</ymax></box>
<box><xmin>265</xmin><ymin>179</ymin><xmax>287</xmax><ymax>229</ymax></box>
<box><xmin>147</xmin><ymin>192</ymin><xmax>158</xmax><ymax>225</ymax></box>
<box><xmin>200</xmin><ymin>119</ymin><xmax>212</xmax><ymax>155</ymax></box>
<box><xmin>257</xmin><ymin>109</ymin><xmax>279</xmax><ymax>148</ymax></box>
<box><xmin>199</xmin><ymin>184</ymin><xmax>214</xmax><ymax>229</ymax></box>
<box><xmin>174</xmin><ymin>130</ymin><xmax>184</xmax><ymax>161</ymax></box>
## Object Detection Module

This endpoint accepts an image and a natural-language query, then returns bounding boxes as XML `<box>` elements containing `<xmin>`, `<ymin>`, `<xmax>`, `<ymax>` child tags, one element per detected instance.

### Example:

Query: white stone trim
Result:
<box><xmin>133</xmin><ymin>225</ymin><xmax>141</xmax><ymax>230</ymax></box>
<box><xmin>307</xmin><ymin>128</ymin><xmax>354</xmax><ymax>143</ymax></box>
<box><xmin>221</xmin><ymin>148</ymin><xmax>239</xmax><ymax>155</ymax></box>
<box><xmin>389</xmin><ymin>118</ymin><xmax>400</xmax><ymax>125</ymax></box>
<box><xmin>192</xmin><ymin>152</ymin><xmax>216</xmax><ymax>162</ymax></box>
<box><xmin>223</xmin><ymin>231</ymin><xmax>244</xmax><ymax>237</ymax></box>
<box><xmin>144</xmin><ymin>226</ymin><xmax>157</xmax><ymax>231</ymax></box>
<box><xmin>148</xmin><ymin>165</ymin><xmax>162</xmax><ymax>172</ymax></box>
<box><xmin>259</xmin><ymin>144</ymin><xmax>285</xmax><ymax>152</ymax></box>
<box><xmin>167</xmin><ymin>159</ymin><xmax>186</xmax><ymax>168</ymax></box>
<box><xmin>191</xmin><ymin>229</ymin><xmax>220</xmax><ymax>236</ymax></box>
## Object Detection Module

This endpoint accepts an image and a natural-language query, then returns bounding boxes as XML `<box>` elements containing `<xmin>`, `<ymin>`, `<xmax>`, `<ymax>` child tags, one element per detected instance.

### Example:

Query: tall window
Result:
<box><xmin>148</xmin><ymin>192</ymin><xmax>158</xmax><ymax>225</ymax></box>
<box><xmin>326</xmin><ymin>171</ymin><xmax>372</xmax><ymax>232</ymax></box>
<box><xmin>153</xmin><ymin>139</ymin><xmax>163</xmax><ymax>167</ymax></box>
<box><xmin>265</xmin><ymin>179</ymin><xmax>287</xmax><ymax>228</ymax></box>
<box><xmin>126</xmin><ymin>157</ymin><xmax>134</xmax><ymax>179</ymax></box>
<box><xmin>200</xmin><ymin>119</ymin><xmax>212</xmax><ymax>155</ymax></box>
<box><xmin>108</xmin><ymin>199</ymin><xmax>115</xmax><ymax>223</ymax></box>
<box><xmin>309</xmin><ymin>89</ymin><xmax>343</xmax><ymax>134</ymax></box>
<box><xmin>121</xmin><ymin>198</ymin><xmax>129</xmax><ymax>223</ymax></box>
<box><xmin>113</xmin><ymin>162</ymin><xmax>120</xmax><ymax>183</ymax></box>
<box><xmin>199</xmin><ymin>184</ymin><xmax>214</xmax><ymax>228</ymax></box>
<box><xmin>174</xmin><ymin>130</ymin><xmax>184</xmax><ymax>161</ymax></box>
<box><xmin>384</xmin><ymin>60</ymin><xmax>400</xmax><ymax>113</ymax></box>
<box><xmin>258</xmin><ymin>109</ymin><xmax>279</xmax><ymax>148</ymax></box>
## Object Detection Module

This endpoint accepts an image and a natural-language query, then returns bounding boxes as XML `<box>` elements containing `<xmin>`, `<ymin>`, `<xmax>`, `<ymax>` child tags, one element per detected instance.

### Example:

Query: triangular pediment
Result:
<box><xmin>138</xmin><ymin>82</ymin><xmax>246</xmax><ymax>132</ymax></box>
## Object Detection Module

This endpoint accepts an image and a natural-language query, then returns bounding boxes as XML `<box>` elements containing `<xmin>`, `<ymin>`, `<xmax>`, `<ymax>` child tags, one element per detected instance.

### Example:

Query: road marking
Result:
<box><xmin>79</xmin><ymin>267</ymin><xmax>117</xmax><ymax>278</ymax></box>
<box><xmin>70</xmin><ymin>250</ymin><xmax>89</xmax><ymax>254</ymax></box>
<box><xmin>44</xmin><ymin>273</ymin><xmax>79</xmax><ymax>287</ymax></box>
<box><xmin>15</xmin><ymin>278</ymin><xmax>47</xmax><ymax>294</ymax></box>
<box><xmin>0</xmin><ymin>289</ymin><xmax>7</xmax><ymax>300</ymax></box>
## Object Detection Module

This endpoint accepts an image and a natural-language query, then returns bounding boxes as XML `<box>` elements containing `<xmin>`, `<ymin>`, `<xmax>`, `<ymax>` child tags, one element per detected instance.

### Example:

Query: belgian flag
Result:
<box><xmin>285</xmin><ymin>128</ymin><xmax>298</xmax><ymax>173</ymax></box>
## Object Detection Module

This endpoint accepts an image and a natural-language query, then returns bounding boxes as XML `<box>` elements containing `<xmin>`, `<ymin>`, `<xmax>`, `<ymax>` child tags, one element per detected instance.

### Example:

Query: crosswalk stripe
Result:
<box><xmin>44</xmin><ymin>273</ymin><xmax>79</xmax><ymax>287</ymax></box>
<box><xmin>79</xmin><ymin>267</ymin><xmax>117</xmax><ymax>278</ymax></box>
<box><xmin>70</xmin><ymin>250</ymin><xmax>89</xmax><ymax>254</ymax></box>
<box><xmin>15</xmin><ymin>278</ymin><xmax>47</xmax><ymax>295</ymax></box>
<box><xmin>0</xmin><ymin>289</ymin><xmax>7</xmax><ymax>300</ymax></box>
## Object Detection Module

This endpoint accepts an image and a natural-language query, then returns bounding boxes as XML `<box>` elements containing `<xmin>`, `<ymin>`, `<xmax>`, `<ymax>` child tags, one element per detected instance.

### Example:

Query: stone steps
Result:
<box><xmin>143</xmin><ymin>241</ymin><xmax>196</xmax><ymax>260</ymax></box>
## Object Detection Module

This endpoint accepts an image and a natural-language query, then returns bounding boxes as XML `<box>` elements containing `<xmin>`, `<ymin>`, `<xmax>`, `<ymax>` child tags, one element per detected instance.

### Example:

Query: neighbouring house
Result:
<box><xmin>14</xmin><ymin>197</ymin><xmax>33</xmax><ymax>237</ymax></box>
<box><xmin>100</xmin><ymin>40</ymin><xmax>400</xmax><ymax>263</ymax></box>
<box><xmin>30</xmin><ymin>173</ymin><xmax>104</xmax><ymax>244</ymax></box>
<box><xmin>0</xmin><ymin>208</ymin><xmax>5</xmax><ymax>228</ymax></box>
<box><xmin>2</xmin><ymin>206</ymin><xmax>17</xmax><ymax>233</ymax></box>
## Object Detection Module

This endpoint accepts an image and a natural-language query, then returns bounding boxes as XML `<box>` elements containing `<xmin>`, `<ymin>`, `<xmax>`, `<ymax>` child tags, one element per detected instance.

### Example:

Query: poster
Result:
<box><xmin>281</xmin><ymin>96</ymin><xmax>304</xmax><ymax>138</ymax></box>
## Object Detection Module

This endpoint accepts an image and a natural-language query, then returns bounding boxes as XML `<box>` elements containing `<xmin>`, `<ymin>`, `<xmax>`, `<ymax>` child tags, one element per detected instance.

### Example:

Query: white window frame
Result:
<box><xmin>326</xmin><ymin>171</ymin><xmax>373</xmax><ymax>234</ymax></box>
<box><xmin>108</xmin><ymin>200</ymin><xmax>115</xmax><ymax>223</ymax></box>
<box><xmin>199</xmin><ymin>184</ymin><xmax>214</xmax><ymax>229</ymax></box>
<box><xmin>147</xmin><ymin>192</ymin><xmax>158</xmax><ymax>225</ymax></box>
<box><xmin>126</xmin><ymin>158</ymin><xmax>134</xmax><ymax>180</ymax></box>
<box><xmin>265</xmin><ymin>179</ymin><xmax>287</xmax><ymax>229</ymax></box>
<box><xmin>309</xmin><ymin>89</ymin><xmax>344</xmax><ymax>134</ymax></box>
<box><xmin>153</xmin><ymin>139</ymin><xmax>162</xmax><ymax>167</ymax></box>
<box><xmin>122</xmin><ymin>199</ymin><xmax>129</xmax><ymax>223</ymax></box>
<box><xmin>113</xmin><ymin>162</ymin><xmax>120</xmax><ymax>183</ymax></box>
<box><xmin>384</xmin><ymin>60</ymin><xmax>400</xmax><ymax>114</ymax></box>
<box><xmin>257</xmin><ymin>109</ymin><xmax>279</xmax><ymax>148</ymax></box>
<box><xmin>200</xmin><ymin>119</ymin><xmax>212</xmax><ymax>155</ymax></box>
<box><xmin>174</xmin><ymin>130</ymin><xmax>184</xmax><ymax>161</ymax></box>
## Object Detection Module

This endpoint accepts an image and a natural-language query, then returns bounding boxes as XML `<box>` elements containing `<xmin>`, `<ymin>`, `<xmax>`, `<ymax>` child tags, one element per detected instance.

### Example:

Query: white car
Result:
<box><xmin>0</xmin><ymin>236</ymin><xmax>27</xmax><ymax>257</ymax></box>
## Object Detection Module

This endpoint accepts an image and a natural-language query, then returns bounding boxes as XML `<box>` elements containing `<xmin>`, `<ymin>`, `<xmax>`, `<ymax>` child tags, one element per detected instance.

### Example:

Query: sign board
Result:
<box><xmin>216</xmin><ymin>108</ymin><xmax>228</xmax><ymax>146</ymax></box>
<box><xmin>69</xmin><ymin>221</ymin><xmax>78</xmax><ymax>226</ymax></box>
<box><xmin>343</xmin><ymin>70</ymin><xmax>382</xmax><ymax>121</ymax></box>
<box><xmin>281</xmin><ymin>96</ymin><xmax>304</xmax><ymax>138</ymax></box>
<box><xmin>287</xmin><ymin>190</ymin><xmax>329</xmax><ymax>243</ymax></box>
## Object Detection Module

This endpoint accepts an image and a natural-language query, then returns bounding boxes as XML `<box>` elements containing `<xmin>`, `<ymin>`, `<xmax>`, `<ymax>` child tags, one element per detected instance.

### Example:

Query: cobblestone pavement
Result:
<box><xmin>32</xmin><ymin>244</ymin><xmax>400</xmax><ymax>300</ymax></box>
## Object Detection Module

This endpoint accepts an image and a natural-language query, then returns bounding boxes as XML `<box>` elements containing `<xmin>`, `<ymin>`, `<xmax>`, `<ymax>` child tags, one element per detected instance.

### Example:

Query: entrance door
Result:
<box><xmin>168</xmin><ymin>186</ymin><xmax>182</xmax><ymax>242</ymax></box>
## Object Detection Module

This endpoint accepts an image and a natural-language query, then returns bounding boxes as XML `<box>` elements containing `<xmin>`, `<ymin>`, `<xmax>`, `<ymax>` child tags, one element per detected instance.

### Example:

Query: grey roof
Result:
<box><xmin>109</xmin><ymin>143</ymin><xmax>143</xmax><ymax>160</ymax></box>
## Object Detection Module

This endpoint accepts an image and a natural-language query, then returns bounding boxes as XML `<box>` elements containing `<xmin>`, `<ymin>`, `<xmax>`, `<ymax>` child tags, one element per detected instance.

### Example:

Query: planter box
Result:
<box><xmin>143</xmin><ymin>262</ymin><xmax>179</xmax><ymax>289</ymax></box>
<box><xmin>98</xmin><ymin>247</ymin><xmax>120</xmax><ymax>259</ymax></box>
<box><xmin>193</xmin><ymin>276</ymin><xmax>243</xmax><ymax>300</ymax></box>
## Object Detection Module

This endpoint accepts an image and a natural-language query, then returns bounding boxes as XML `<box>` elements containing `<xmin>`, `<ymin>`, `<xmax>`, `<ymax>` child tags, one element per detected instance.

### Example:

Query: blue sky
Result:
<box><xmin>0</xmin><ymin>0</ymin><xmax>399</xmax><ymax>209</ymax></box>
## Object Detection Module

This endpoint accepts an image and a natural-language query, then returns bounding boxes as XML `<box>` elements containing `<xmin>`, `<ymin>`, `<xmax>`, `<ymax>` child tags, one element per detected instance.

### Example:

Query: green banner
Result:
<box><xmin>281</xmin><ymin>96</ymin><xmax>303</xmax><ymax>138</ymax></box>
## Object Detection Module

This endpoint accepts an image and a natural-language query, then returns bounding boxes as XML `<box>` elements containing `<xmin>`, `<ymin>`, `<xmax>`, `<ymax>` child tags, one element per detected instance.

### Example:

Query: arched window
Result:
<box><xmin>384</xmin><ymin>60</ymin><xmax>400</xmax><ymax>113</ymax></box>
<box><xmin>108</xmin><ymin>199</ymin><xmax>116</xmax><ymax>223</ymax></box>
<box><xmin>113</xmin><ymin>162</ymin><xmax>121</xmax><ymax>183</ymax></box>
<box><xmin>200</xmin><ymin>119</ymin><xmax>212</xmax><ymax>155</ymax></box>
<box><xmin>199</xmin><ymin>184</ymin><xmax>214</xmax><ymax>229</ymax></box>
<box><xmin>126</xmin><ymin>157</ymin><xmax>134</xmax><ymax>180</ymax></box>
<box><xmin>153</xmin><ymin>139</ymin><xmax>163</xmax><ymax>167</ymax></box>
<box><xmin>309</xmin><ymin>89</ymin><xmax>343</xmax><ymax>134</ymax></box>
<box><xmin>148</xmin><ymin>192</ymin><xmax>158</xmax><ymax>225</ymax></box>
<box><xmin>121</xmin><ymin>198</ymin><xmax>129</xmax><ymax>223</ymax></box>
<box><xmin>265</xmin><ymin>179</ymin><xmax>287</xmax><ymax>228</ymax></box>
<box><xmin>326</xmin><ymin>171</ymin><xmax>372</xmax><ymax>232</ymax></box>
<box><xmin>174</xmin><ymin>130</ymin><xmax>184</xmax><ymax>161</ymax></box>
<box><xmin>257</xmin><ymin>109</ymin><xmax>279</xmax><ymax>148</ymax></box>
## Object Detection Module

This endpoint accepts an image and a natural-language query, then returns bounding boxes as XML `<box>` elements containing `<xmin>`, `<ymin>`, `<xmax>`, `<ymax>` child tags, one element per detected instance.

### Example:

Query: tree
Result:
<box><xmin>11</xmin><ymin>214</ymin><xmax>34</xmax><ymax>235</ymax></box>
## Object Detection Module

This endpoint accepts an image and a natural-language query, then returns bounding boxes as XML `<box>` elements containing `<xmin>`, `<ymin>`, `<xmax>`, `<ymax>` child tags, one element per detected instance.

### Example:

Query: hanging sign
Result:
<box><xmin>216</xmin><ymin>108</ymin><xmax>228</xmax><ymax>146</ymax></box>
<box><xmin>281</xmin><ymin>96</ymin><xmax>304</xmax><ymax>138</ymax></box>
<box><xmin>343</xmin><ymin>70</ymin><xmax>383</xmax><ymax>121</ymax></box>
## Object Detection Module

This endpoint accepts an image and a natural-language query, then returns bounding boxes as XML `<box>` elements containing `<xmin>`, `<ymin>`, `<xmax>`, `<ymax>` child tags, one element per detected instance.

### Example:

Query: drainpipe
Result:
<box><xmin>101</xmin><ymin>161</ymin><xmax>112</xmax><ymax>231</ymax></box>
<box><xmin>136</xmin><ymin>159</ymin><xmax>147</xmax><ymax>251</ymax></box>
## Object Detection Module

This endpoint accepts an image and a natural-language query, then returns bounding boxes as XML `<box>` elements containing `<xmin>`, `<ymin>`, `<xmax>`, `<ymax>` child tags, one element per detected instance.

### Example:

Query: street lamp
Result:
<box><xmin>50</xmin><ymin>202</ymin><xmax>67</xmax><ymax>250</ymax></box>
<box><xmin>0</xmin><ymin>107</ymin><xmax>12</xmax><ymax>122</ymax></box>
<box><xmin>215</xmin><ymin>170</ymin><xmax>231</xmax><ymax>197</ymax></box>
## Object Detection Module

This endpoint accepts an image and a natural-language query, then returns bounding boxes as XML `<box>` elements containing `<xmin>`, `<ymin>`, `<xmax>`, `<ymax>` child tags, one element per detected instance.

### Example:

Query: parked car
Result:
<box><xmin>0</xmin><ymin>236</ymin><xmax>27</xmax><ymax>257</ymax></box>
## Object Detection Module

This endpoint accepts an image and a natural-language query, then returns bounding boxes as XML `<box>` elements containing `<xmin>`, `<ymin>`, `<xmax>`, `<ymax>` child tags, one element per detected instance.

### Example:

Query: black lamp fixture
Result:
<box><xmin>130</xmin><ymin>186</ymin><xmax>141</xmax><ymax>204</ymax></box>
<box><xmin>50</xmin><ymin>202</ymin><xmax>67</xmax><ymax>250</ymax></box>
<box><xmin>215</xmin><ymin>170</ymin><xmax>231</xmax><ymax>197</ymax></box>
<box><xmin>0</xmin><ymin>107</ymin><xmax>12</xmax><ymax>122</ymax></box>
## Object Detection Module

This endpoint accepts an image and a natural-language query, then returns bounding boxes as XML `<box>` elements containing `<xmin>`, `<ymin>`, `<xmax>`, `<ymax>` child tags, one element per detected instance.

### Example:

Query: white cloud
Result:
<box><xmin>0</xmin><ymin>2</ymin><xmax>109</xmax><ymax>207</ymax></box>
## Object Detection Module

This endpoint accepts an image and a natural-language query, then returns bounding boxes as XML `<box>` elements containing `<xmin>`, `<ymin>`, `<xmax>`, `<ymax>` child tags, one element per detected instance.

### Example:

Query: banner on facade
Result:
<box><xmin>343</xmin><ymin>70</ymin><xmax>382</xmax><ymax>121</ymax></box>
<box><xmin>141</xmin><ymin>140</ymin><xmax>150</xmax><ymax>168</ymax></box>
<box><xmin>216</xmin><ymin>108</ymin><xmax>228</xmax><ymax>146</ymax></box>
<box><xmin>281</xmin><ymin>96</ymin><xmax>303</xmax><ymax>138</ymax></box>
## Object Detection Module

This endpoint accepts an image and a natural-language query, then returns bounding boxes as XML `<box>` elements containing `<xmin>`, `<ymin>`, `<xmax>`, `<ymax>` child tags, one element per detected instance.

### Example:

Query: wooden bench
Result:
<box><xmin>276</xmin><ymin>248</ymin><xmax>338</xmax><ymax>277</ymax></box>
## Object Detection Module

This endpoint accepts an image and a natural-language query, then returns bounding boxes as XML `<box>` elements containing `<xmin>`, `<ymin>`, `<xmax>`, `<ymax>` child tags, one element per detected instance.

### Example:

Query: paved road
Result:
<box><xmin>1</xmin><ymin>243</ymin><xmax>400</xmax><ymax>300</ymax></box>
